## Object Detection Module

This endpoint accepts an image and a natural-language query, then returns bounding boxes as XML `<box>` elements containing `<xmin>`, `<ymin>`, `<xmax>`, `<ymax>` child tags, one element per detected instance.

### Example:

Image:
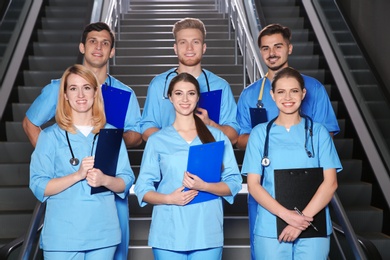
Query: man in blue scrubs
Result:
<box><xmin>140</xmin><ymin>18</ymin><xmax>240</xmax><ymax>144</ymax></box>
<box><xmin>236</xmin><ymin>23</ymin><xmax>339</xmax><ymax>260</ymax></box>
<box><xmin>23</xmin><ymin>22</ymin><xmax>142</xmax><ymax>149</ymax></box>
<box><xmin>22</xmin><ymin>22</ymin><xmax>140</xmax><ymax>260</ymax></box>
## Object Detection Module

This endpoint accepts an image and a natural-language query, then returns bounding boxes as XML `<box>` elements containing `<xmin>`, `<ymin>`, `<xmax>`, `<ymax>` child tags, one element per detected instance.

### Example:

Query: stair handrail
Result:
<box><xmin>0</xmin><ymin>201</ymin><xmax>46</xmax><ymax>260</ymax></box>
<box><xmin>0</xmin><ymin>0</ymin><xmax>43</xmax><ymax>122</ymax></box>
<box><xmin>331</xmin><ymin>193</ymin><xmax>370</xmax><ymax>259</ymax></box>
<box><xmin>222</xmin><ymin>0</ymin><xmax>265</xmax><ymax>87</ymax></box>
<box><xmin>18</xmin><ymin>201</ymin><xmax>46</xmax><ymax>260</ymax></box>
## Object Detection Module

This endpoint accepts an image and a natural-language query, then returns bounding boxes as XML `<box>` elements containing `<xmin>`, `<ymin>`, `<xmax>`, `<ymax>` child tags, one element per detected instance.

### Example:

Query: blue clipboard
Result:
<box><xmin>250</xmin><ymin>107</ymin><xmax>268</xmax><ymax>128</ymax></box>
<box><xmin>102</xmin><ymin>84</ymin><xmax>131</xmax><ymax>129</ymax></box>
<box><xmin>198</xmin><ymin>89</ymin><xmax>222</xmax><ymax>124</ymax></box>
<box><xmin>185</xmin><ymin>140</ymin><xmax>224</xmax><ymax>205</ymax></box>
<box><xmin>91</xmin><ymin>128</ymin><xmax>124</xmax><ymax>194</ymax></box>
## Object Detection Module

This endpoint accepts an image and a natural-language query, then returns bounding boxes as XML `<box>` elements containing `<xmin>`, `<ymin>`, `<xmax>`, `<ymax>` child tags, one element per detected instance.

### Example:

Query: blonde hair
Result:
<box><xmin>172</xmin><ymin>17</ymin><xmax>206</xmax><ymax>42</ymax></box>
<box><xmin>55</xmin><ymin>64</ymin><xmax>106</xmax><ymax>134</ymax></box>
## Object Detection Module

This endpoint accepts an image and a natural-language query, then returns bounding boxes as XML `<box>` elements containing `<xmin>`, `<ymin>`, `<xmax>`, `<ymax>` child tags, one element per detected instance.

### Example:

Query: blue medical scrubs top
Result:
<box><xmin>29</xmin><ymin>124</ymin><xmax>135</xmax><ymax>251</ymax></box>
<box><xmin>241</xmin><ymin>118</ymin><xmax>342</xmax><ymax>238</ymax></box>
<box><xmin>140</xmin><ymin>68</ymin><xmax>240</xmax><ymax>134</ymax></box>
<box><xmin>135</xmin><ymin>125</ymin><xmax>242</xmax><ymax>251</ymax></box>
<box><xmin>237</xmin><ymin>74</ymin><xmax>340</xmax><ymax>135</ymax></box>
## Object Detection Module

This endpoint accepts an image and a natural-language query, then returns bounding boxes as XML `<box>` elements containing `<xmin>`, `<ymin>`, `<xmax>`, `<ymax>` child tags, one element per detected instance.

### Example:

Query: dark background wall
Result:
<box><xmin>337</xmin><ymin>0</ymin><xmax>390</xmax><ymax>92</ymax></box>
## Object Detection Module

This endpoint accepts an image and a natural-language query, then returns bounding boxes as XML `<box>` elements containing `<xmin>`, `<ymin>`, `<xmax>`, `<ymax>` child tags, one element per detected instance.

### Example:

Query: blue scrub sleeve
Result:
<box><xmin>140</xmin><ymin>76</ymin><xmax>165</xmax><ymax>133</ymax></box>
<box><xmin>220</xmin><ymin>136</ymin><xmax>242</xmax><ymax>204</ymax></box>
<box><xmin>240</xmin><ymin>124</ymin><xmax>266</xmax><ymax>176</ymax></box>
<box><xmin>217</xmin><ymin>79</ymin><xmax>240</xmax><ymax>133</ymax></box>
<box><xmin>303</xmin><ymin>77</ymin><xmax>340</xmax><ymax>135</ymax></box>
<box><xmin>114</xmin><ymin>140</ymin><xmax>135</xmax><ymax>199</ymax></box>
<box><xmin>316</xmin><ymin>124</ymin><xmax>343</xmax><ymax>172</ymax></box>
<box><xmin>29</xmin><ymin>130</ymin><xmax>56</xmax><ymax>202</ymax></box>
<box><xmin>236</xmin><ymin>85</ymin><xmax>255</xmax><ymax>135</ymax></box>
<box><xmin>134</xmin><ymin>140</ymin><xmax>161</xmax><ymax>207</ymax></box>
<box><xmin>26</xmin><ymin>80</ymin><xmax>61</xmax><ymax>126</ymax></box>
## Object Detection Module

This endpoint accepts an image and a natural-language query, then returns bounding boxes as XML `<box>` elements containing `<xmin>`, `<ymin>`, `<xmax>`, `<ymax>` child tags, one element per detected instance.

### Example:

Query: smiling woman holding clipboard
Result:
<box><xmin>135</xmin><ymin>73</ymin><xmax>242</xmax><ymax>260</ymax></box>
<box><xmin>241</xmin><ymin>67</ymin><xmax>342</xmax><ymax>260</ymax></box>
<box><xmin>29</xmin><ymin>65</ymin><xmax>135</xmax><ymax>259</ymax></box>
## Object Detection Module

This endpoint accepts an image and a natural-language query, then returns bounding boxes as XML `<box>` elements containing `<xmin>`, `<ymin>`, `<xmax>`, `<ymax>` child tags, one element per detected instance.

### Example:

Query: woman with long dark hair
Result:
<box><xmin>135</xmin><ymin>73</ymin><xmax>242</xmax><ymax>260</ymax></box>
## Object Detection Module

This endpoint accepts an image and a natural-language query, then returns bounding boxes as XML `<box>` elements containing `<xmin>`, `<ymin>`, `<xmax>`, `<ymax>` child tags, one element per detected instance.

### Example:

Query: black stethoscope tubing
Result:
<box><xmin>261</xmin><ymin>115</ymin><xmax>314</xmax><ymax>168</ymax></box>
<box><xmin>163</xmin><ymin>69</ymin><xmax>210</xmax><ymax>99</ymax></box>
<box><xmin>66</xmin><ymin>130</ymin><xmax>99</xmax><ymax>166</ymax></box>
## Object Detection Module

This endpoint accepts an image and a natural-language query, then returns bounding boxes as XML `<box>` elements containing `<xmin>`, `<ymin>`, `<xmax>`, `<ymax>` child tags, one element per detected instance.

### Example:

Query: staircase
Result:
<box><xmin>0</xmin><ymin>0</ymin><xmax>91</xmax><ymax>249</ymax></box>
<box><xmin>258</xmin><ymin>0</ymin><xmax>390</xmax><ymax>258</ymax></box>
<box><xmin>109</xmin><ymin>0</ymin><xmax>248</xmax><ymax>259</ymax></box>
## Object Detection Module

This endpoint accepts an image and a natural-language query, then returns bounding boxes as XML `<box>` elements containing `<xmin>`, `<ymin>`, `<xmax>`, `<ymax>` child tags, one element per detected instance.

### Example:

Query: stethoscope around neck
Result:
<box><xmin>261</xmin><ymin>115</ymin><xmax>314</xmax><ymax>168</ymax></box>
<box><xmin>66</xmin><ymin>131</ymin><xmax>99</xmax><ymax>166</ymax></box>
<box><xmin>162</xmin><ymin>69</ymin><xmax>210</xmax><ymax>99</ymax></box>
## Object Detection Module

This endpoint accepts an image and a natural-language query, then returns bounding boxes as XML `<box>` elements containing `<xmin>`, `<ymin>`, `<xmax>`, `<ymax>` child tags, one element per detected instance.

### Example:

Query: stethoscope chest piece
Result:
<box><xmin>69</xmin><ymin>157</ymin><xmax>79</xmax><ymax>166</ymax></box>
<box><xmin>261</xmin><ymin>157</ymin><xmax>270</xmax><ymax>167</ymax></box>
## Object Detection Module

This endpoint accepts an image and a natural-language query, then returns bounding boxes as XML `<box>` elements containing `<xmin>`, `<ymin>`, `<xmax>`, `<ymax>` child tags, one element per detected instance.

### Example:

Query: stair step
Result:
<box><xmin>23</xmin><ymin>70</ymin><xmax>64</xmax><ymax>86</ymax></box>
<box><xmin>0</xmin><ymin>142</ymin><xmax>34</xmax><ymax>163</ymax></box>
<box><xmin>118</xmin><ymin>31</ymin><xmax>233</xmax><ymax>40</ymax></box>
<box><xmin>0</xmin><ymin>188</ymin><xmax>36</xmax><ymax>211</ymax></box>
<box><xmin>261</xmin><ymin>17</ymin><xmax>305</xmax><ymax>29</ymax></box>
<box><xmin>343</xmin><ymin>206</ymin><xmax>383</xmax><ymax>233</ymax></box>
<box><xmin>115</xmin><ymin>46</ymin><xmax>235</xmax><ymax>56</ymax></box>
<box><xmin>336</xmin><ymin>182</ymin><xmax>372</xmax><ymax>207</ymax></box>
<box><xmin>6</xmin><ymin>122</ymin><xmax>29</xmax><ymax>142</ymax></box>
<box><xmin>39</xmin><ymin>18</ymin><xmax>85</xmax><ymax>30</ymax></box>
<box><xmin>27</xmin><ymin>56</ymin><xmax>78</xmax><ymax>70</ymax></box>
<box><xmin>12</xmin><ymin>103</ymin><xmax>30</xmax><ymax>122</ymax></box>
<box><xmin>357</xmin><ymin>232</ymin><xmax>390</xmax><ymax>260</ymax></box>
<box><xmin>115</xmin><ymin>39</ymin><xmax>236</xmax><ymax>48</ymax></box>
<box><xmin>31</xmin><ymin>42</ymin><xmax>79</xmax><ymax>56</ymax></box>
<box><xmin>36</xmin><ymin>30</ymin><xmax>84</xmax><ymax>43</ymax></box>
<box><xmin>109</xmin><ymin>64</ymin><xmax>243</xmax><ymax>75</ymax></box>
<box><xmin>0</xmin><ymin>164</ymin><xmax>29</xmax><ymax>186</ymax></box>
<box><xmin>120</xmin><ymin>18</ymin><xmax>229</xmax><ymax>26</ymax></box>
<box><xmin>123</xmin><ymin>12</ymin><xmax>225</xmax><ymax>19</ymax></box>
<box><xmin>0</xmin><ymin>212</ymin><xmax>33</xmax><ymax>239</ymax></box>
<box><xmin>337</xmin><ymin>159</ymin><xmax>362</xmax><ymax>182</ymax></box>
<box><xmin>334</xmin><ymin>138</ymin><xmax>354</xmax><ymax>159</ymax></box>
<box><xmin>18</xmin><ymin>86</ymin><xmax>42</xmax><ymax>103</ymax></box>
<box><xmin>119</xmin><ymin>24</ymin><xmax>229</xmax><ymax>33</ymax></box>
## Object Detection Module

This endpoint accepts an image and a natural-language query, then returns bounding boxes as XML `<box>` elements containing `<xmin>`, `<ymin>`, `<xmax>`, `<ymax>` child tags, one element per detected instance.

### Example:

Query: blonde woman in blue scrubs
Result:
<box><xmin>242</xmin><ymin>67</ymin><xmax>342</xmax><ymax>259</ymax></box>
<box><xmin>135</xmin><ymin>73</ymin><xmax>242</xmax><ymax>260</ymax></box>
<box><xmin>29</xmin><ymin>64</ymin><xmax>134</xmax><ymax>259</ymax></box>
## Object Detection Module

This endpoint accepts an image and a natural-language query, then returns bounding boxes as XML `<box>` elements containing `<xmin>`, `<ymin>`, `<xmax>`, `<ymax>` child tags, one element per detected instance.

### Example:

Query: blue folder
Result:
<box><xmin>198</xmin><ymin>89</ymin><xmax>222</xmax><ymax>124</ymax></box>
<box><xmin>102</xmin><ymin>84</ymin><xmax>131</xmax><ymax>129</ymax></box>
<box><xmin>185</xmin><ymin>140</ymin><xmax>225</xmax><ymax>205</ymax></box>
<box><xmin>91</xmin><ymin>128</ymin><xmax>124</xmax><ymax>194</ymax></box>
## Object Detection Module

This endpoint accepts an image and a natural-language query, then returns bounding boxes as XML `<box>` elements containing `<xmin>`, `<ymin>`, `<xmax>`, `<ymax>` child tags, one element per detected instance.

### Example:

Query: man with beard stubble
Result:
<box><xmin>140</xmin><ymin>17</ymin><xmax>239</xmax><ymax>145</ymax></box>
